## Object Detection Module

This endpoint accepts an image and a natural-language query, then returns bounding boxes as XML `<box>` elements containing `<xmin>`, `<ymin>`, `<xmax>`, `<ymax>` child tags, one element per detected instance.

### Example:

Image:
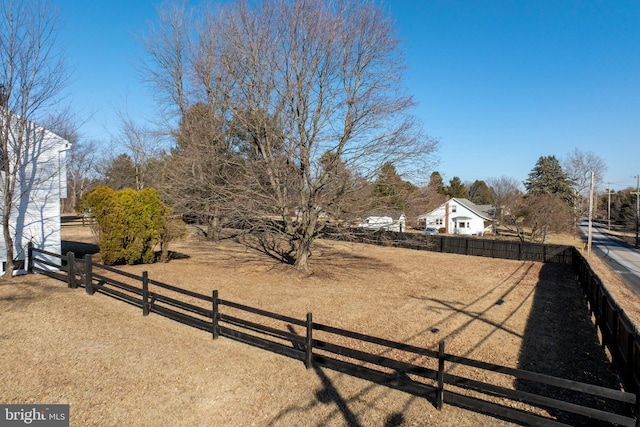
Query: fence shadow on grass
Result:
<box><xmin>517</xmin><ymin>263</ymin><xmax>628</xmax><ymax>426</ymax></box>
<box><xmin>259</xmin><ymin>324</ymin><xmax>411</xmax><ymax>427</ymax></box>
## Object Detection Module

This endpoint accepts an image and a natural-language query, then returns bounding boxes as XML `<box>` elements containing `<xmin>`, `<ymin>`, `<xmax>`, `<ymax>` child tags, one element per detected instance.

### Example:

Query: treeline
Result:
<box><xmin>601</xmin><ymin>188</ymin><xmax>640</xmax><ymax>232</ymax></box>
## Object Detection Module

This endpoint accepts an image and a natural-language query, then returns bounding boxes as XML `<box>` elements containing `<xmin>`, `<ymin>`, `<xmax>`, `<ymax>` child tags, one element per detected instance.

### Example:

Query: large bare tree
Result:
<box><xmin>142</xmin><ymin>0</ymin><xmax>438</xmax><ymax>271</ymax></box>
<box><xmin>0</xmin><ymin>0</ymin><xmax>67</xmax><ymax>276</ymax></box>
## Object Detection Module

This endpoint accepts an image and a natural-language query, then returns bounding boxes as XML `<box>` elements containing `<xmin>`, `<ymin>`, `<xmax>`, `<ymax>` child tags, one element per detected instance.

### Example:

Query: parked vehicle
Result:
<box><xmin>424</xmin><ymin>226</ymin><xmax>439</xmax><ymax>236</ymax></box>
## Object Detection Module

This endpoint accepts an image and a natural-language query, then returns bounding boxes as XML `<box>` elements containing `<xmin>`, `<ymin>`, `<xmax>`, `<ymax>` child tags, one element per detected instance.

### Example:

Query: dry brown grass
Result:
<box><xmin>0</xmin><ymin>221</ymin><xmax>634</xmax><ymax>426</ymax></box>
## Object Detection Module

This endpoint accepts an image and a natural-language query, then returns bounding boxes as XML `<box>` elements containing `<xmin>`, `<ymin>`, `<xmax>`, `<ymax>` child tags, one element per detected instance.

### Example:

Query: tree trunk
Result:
<box><xmin>291</xmin><ymin>212</ymin><xmax>319</xmax><ymax>272</ymax></box>
<box><xmin>206</xmin><ymin>215</ymin><xmax>220</xmax><ymax>241</ymax></box>
<box><xmin>293</xmin><ymin>236</ymin><xmax>312</xmax><ymax>272</ymax></box>
<box><xmin>3</xmin><ymin>209</ymin><xmax>14</xmax><ymax>277</ymax></box>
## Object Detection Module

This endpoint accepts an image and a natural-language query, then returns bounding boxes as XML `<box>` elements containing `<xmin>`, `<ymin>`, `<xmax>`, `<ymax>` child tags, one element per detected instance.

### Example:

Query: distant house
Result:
<box><xmin>418</xmin><ymin>198</ymin><xmax>494</xmax><ymax>236</ymax></box>
<box><xmin>358</xmin><ymin>214</ymin><xmax>406</xmax><ymax>232</ymax></box>
<box><xmin>357</xmin><ymin>209</ymin><xmax>407</xmax><ymax>233</ymax></box>
<box><xmin>0</xmin><ymin>116</ymin><xmax>70</xmax><ymax>274</ymax></box>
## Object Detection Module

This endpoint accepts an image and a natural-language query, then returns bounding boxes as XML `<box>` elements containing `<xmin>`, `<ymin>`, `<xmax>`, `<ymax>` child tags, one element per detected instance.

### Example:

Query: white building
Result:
<box><xmin>358</xmin><ymin>214</ymin><xmax>406</xmax><ymax>232</ymax></box>
<box><xmin>0</xmin><ymin>117</ymin><xmax>69</xmax><ymax>274</ymax></box>
<box><xmin>418</xmin><ymin>198</ymin><xmax>493</xmax><ymax>236</ymax></box>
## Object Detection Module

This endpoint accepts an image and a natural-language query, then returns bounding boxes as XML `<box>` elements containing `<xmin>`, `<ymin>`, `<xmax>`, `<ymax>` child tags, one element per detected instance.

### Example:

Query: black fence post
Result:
<box><xmin>212</xmin><ymin>290</ymin><xmax>219</xmax><ymax>340</ymax></box>
<box><xmin>305</xmin><ymin>312</ymin><xmax>313</xmax><ymax>369</ymax></box>
<box><xmin>142</xmin><ymin>271</ymin><xmax>149</xmax><ymax>316</ymax></box>
<box><xmin>636</xmin><ymin>392</ymin><xmax>640</xmax><ymax>427</ymax></box>
<box><xmin>66</xmin><ymin>252</ymin><xmax>76</xmax><ymax>288</ymax></box>
<box><xmin>27</xmin><ymin>242</ymin><xmax>33</xmax><ymax>274</ymax></box>
<box><xmin>437</xmin><ymin>340</ymin><xmax>445</xmax><ymax>410</ymax></box>
<box><xmin>84</xmin><ymin>254</ymin><xmax>94</xmax><ymax>295</ymax></box>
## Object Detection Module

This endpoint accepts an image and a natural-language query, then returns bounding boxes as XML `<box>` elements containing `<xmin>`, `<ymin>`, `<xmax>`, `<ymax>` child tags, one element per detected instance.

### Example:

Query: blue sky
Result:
<box><xmin>54</xmin><ymin>0</ymin><xmax>640</xmax><ymax>191</ymax></box>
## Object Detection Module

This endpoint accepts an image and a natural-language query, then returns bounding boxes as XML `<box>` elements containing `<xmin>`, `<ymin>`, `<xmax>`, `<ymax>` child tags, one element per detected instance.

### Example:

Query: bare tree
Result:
<box><xmin>63</xmin><ymin>139</ymin><xmax>98</xmax><ymax>212</ymax></box>
<box><xmin>510</xmin><ymin>194</ymin><xmax>574</xmax><ymax>243</ymax></box>
<box><xmin>141</xmin><ymin>0</ymin><xmax>438</xmax><ymax>272</ymax></box>
<box><xmin>138</xmin><ymin>1</ymin><xmax>192</xmax><ymax>125</ymax></box>
<box><xmin>112</xmin><ymin>112</ymin><xmax>162</xmax><ymax>191</ymax></box>
<box><xmin>563</xmin><ymin>148</ymin><xmax>608</xmax><ymax>215</ymax></box>
<box><xmin>487</xmin><ymin>176</ymin><xmax>523</xmax><ymax>232</ymax></box>
<box><xmin>40</xmin><ymin>110</ymin><xmax>99</xmax><ymax>213</ymax></box>
<box><xmin>221</xmin><ymin>0</ymin><xmax>437</xmax><ymax>271</ymax></box>
<box><xmin>0</xmin><ymin>0</ymin><xmax>68</xmax><ymax>276</ymax></box>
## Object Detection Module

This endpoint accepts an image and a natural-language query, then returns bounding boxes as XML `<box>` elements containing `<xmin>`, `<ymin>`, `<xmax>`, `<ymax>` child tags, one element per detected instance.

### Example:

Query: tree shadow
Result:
<box><xmin>516</xmin><ymin>263</ymin><xmax>627</xmax><ymax>425</ymax></box>
<box><xmin>61</xmin><ymin>240</ymin><xmax>100</xmax><ymax>259</ymax></box>
<box><xmin>60</xmin><ymin>240</ymin><xmax>191</xmax><ymax>264</ymax></box>
<box><xmin>234</xmin><ymin>232</ymin><xmax>296</xmax><ymax>265</ymax></box>
<box><xmin>233</xmin><ymin>232</ymin><xmax>397</xmax><ymax>276</ymax></box>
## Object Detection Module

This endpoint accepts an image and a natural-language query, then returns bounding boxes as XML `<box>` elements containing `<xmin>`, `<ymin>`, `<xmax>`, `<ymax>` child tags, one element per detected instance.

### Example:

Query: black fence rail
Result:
<box><xmin>27</xmin><ymin>244</ymin><xmax>637</xmax><ymax>426</ymax></box>
<box><xmin>28</xmin><ymin>246</ymin><xmax>216</xmax><ymax>335</ymax></box>
<box><xmin>572</xmin><ymin>247</ymin><xmax>640</xmax><ymax>397</ymax></box>
<box><xmin>324</xmin><ymin>229</ymin><xmax>574</xmax><ymax>264</ymax></box>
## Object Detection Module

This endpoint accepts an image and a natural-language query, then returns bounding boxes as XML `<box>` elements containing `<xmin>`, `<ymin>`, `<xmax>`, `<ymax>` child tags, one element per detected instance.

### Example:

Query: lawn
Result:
<box><xmin>0</xmin><ymin>220</ymin><xmax>634</xmax><ymax>426</ymax></box>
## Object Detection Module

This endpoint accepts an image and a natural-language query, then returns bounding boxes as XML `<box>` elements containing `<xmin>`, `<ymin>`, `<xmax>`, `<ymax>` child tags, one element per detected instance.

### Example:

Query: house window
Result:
<box><xmin>435</xmin><ymin>218</ymin><xmax>443</xmax><ymax>225</ymax></box>
<box><xmin>451</xmin><ymin>205</ymin><xmax>457</xmax><ymax>212</ymax></box>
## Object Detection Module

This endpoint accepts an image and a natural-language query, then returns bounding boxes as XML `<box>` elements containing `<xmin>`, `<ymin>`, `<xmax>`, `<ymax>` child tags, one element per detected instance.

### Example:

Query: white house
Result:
<box><xmin>0</xmin><ymin>117</ymin><xmax>69</xmax><ymax>274</ymax></box>
<box><xmin>358</xmin><ymin>214</ymin><xmax>406</xmax><ymax>232</ymax></box>
<box><xmin>418</xmin><ymin>198</ymin><xmax>494</xmax><ymax>236</ymax></box>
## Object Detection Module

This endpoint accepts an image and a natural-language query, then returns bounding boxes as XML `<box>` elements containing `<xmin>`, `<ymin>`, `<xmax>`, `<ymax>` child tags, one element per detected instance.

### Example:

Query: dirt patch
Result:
<box><xmin>0</xmin><ymin>221</ymin><xmax>635</xmax><ymax>426</ymax></box>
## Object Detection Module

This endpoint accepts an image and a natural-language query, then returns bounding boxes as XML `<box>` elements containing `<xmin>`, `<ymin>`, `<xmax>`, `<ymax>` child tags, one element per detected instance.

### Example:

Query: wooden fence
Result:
<box><xmin>27</xmin><ymin>244</ymin><xmax>638</xmax><ymax>426</ymax></box>
<box><xmin>325</xmin><ymin>229</ymin><xmax>575</xmax><ymax>264</ymax></box>
<box><xmin>572</xmin><ymin>247</ymin><xmax>640</xmax><ymax>396</ymax></box>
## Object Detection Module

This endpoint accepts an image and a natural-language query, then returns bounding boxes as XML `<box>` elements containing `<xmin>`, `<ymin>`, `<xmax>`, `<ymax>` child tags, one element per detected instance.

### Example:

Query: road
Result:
<box><xmin>579</xmin><ymin>219</ymin><xmax>640</xmax><ymax>295</ymax></box>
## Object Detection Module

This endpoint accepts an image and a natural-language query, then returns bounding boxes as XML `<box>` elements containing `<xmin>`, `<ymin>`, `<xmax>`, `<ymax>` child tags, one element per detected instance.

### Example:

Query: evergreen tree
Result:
<box><xmin>524</xmin><ymin>155</ymin><xmax>574</xmax><ymax>205</ymax></box>
<box><xmin>468</xmin><ymin>180</ymin><xmax>495</xmax><ymax>205</ymax></box>
<box><xmin>427</xmin><ymin>171</ymin><xmax>446</xmax><ymax>195</ymax></box>
<box><xmin>446</xmin><ymin>176</ymin><xmax>467</xmax><ymax>198</ymax></box>
<box><xmin>103</xmin><ymin>154</ymin><xmax>138</xmax><ymax>190</ymax></box>
<box><xmin>371</xmin><ymin>162</ymin><xmax>416</xmax><ymax>211</ymax></box>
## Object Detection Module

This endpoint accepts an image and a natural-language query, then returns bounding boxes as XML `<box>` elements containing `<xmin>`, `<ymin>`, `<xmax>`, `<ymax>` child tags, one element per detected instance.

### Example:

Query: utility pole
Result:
<box><xmin>587</xmin><ymin>171</ymin><xmax>594</xmax><ymax>256</ymax></box>
<box><xmin>606</xmin><ymin>183</ymin><xmax>612</xmax><ymax>231</ymax></box>
<box><xmin>634</xmin><ymin>175</ymin><xmax>640</xmax><ymax>248</ymax></box>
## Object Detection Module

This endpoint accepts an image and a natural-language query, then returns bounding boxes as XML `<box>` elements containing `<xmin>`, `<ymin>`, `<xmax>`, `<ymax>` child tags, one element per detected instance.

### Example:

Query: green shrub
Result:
<box><xmin>80</xmin><ymin>186</ymin><xmax>184</xmax><ymax>265</ymax></box>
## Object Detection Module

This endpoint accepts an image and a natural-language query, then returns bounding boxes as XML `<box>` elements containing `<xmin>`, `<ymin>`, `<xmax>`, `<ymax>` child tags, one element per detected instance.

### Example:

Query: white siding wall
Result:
<box><xmin>0</xmin><ymin>123</ymin><xmax>67</xmax><ymax>274</ymax></box>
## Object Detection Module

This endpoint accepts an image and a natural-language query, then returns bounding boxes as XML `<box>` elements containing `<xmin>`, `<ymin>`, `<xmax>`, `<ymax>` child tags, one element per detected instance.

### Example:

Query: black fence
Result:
<box><xmin>572</xmin><ymin>248</ymin><xmax>640</xmax><ymax>396</ymax></box>
<box><xmin>27</xmin><ymin>244</ymin><xmax>638</xmax><ymax>426</ymax></box>
<box><xmin>325</xmin><ymin>229</ymin><xmax>575</xmax><ymax>264</ymax></box>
